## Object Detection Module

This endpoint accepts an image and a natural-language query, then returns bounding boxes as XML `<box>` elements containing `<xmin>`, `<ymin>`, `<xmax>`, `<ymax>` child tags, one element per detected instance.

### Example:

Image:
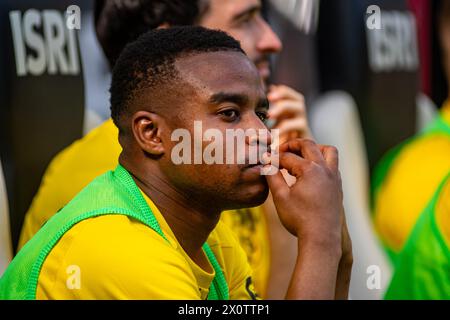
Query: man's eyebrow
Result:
<box><xmin>232</xmin><ymin>4</ymin><xmax>261</xmax><ymax>22</ymax></box>
<box><xmin>208</xmin><ymin>92</ymin><xmax>249</xmax><ymax>106</ymax></box>
<box><xmin>257</xmin><ymin>97</ymin><xmax>270</xmax><ymax>110</ymax></box>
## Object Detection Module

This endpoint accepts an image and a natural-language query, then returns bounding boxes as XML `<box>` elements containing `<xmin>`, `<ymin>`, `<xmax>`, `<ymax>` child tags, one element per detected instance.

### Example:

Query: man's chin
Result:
<box><xmin>226</xmin><ymin>182</ymin><xmax>269</xmax><ymax>210</ymax></box>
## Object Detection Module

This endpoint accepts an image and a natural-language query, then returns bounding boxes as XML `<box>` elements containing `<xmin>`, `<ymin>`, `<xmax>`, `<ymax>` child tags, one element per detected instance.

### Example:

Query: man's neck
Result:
<box><xmin>120</xmin><ymin>156</ymin><xmax>221</xmax><ymax>268</ymax></box>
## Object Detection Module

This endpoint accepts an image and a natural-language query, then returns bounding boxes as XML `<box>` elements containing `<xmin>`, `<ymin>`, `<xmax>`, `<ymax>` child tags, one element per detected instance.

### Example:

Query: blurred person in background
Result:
<box><xmin>385</xmin><ymin>169</ymin><xmax>450</xmax><ymax>299</ymax></box>
<box><xmin>372</xmin><ymin>0</ymin><xmax>450</xmax><ymax>262</ymax></box>
<box><xmin>376</xmin><ymin>1</ymin><xmax>450</xmax><ymax>298</ymax></box>
<box><xmin>18</xmin><ymin>0</ymin><xmax>314</xmax><ymax>299</ymax></box>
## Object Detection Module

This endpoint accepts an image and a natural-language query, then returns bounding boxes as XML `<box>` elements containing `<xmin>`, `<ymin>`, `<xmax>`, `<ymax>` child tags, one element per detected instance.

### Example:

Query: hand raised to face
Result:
<box><xmin>265</xmin><ymin>139</ymin><xmax>343</xmax><ymax>247</ymax></box>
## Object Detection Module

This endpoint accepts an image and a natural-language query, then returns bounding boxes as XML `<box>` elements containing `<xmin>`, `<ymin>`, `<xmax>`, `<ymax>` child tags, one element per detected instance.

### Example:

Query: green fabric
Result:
<box><xmin>371</xmin><ymin>114</ymin><xmax>450</xmax><ymax>261</ymax></box>
<box><xmin>0</xmin><ymin>165</ymin><xmax>229</xmax><ymax>300</ymax></box>
<box><xmin>385</xmin><ymin>172</ymin><xmax>450</xmax><ymax>300</ymax></box>
<box><xmin>371</xmin><ymin>114</ymin><xmax>450</xmax><ymax>208</ymax></box>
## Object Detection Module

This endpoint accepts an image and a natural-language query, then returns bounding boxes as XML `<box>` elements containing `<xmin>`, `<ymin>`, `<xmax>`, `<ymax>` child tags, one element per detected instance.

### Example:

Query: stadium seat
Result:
<box><xmin>0</xmin><ymin>0</ymin><xmax>92</xmax><ymax>251</ymax></box>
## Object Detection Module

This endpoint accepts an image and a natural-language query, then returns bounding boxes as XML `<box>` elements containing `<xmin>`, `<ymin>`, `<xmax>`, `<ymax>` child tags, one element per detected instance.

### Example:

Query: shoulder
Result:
<box><xmin>390</xmin><ymin>133</ymin><xmax>450</xmax><ymax>177</ymax></box>
<box><xmin>374</xmin><ymin>133</ymin><xmax>450</xmax><ymax>249</ymax></box>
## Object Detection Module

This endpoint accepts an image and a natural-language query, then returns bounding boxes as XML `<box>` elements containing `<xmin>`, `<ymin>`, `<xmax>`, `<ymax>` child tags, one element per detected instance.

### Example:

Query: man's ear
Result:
<box><xmin>131</xmin><ymin>111</ymin><xmax>165</xmax><ymax>156</ymax></box>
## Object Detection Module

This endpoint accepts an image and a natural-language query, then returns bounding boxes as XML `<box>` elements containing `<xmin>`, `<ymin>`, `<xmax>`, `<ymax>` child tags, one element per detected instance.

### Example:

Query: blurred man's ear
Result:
<box><xmin>131</xmin><ymin>111</ymin><xmax>165</xmax><ymax>156</ymax></box>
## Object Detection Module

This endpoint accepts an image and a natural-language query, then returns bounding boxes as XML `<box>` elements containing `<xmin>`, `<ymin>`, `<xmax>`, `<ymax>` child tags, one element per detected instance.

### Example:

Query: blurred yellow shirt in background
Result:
<box><xmin>19</xmin><ymin>119</ymin><xmax>270</xmax><ymax>297</ymax></box>
<box><xmin>374</xmin><ymin>102</ymin><xmax>450</xmax><ymax>253</ymax></box>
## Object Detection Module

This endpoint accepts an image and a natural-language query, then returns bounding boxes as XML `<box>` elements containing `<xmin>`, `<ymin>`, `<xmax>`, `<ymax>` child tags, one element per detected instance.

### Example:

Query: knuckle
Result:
<box><xmin>301</xmin><ymin>138</ymin><xmax>316</xmax><ymax>147</ymax></box>
<box><xmin>273</xmin><ymin>188</ymin><xmax>289</xmax><ymax>200</ymax></box>
<box><xmin>324</xmin><ymin>145</ymin><xmax>338</xmax><ymax>154</ymax></box>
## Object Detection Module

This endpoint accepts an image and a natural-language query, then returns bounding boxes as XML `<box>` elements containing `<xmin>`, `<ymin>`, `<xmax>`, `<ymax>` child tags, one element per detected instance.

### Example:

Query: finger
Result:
<box><xmin>319</xmin><ymin>145</ymin><xmax>339</xmax><ymax>171</ymax></box>
<box><xmin>276</xmin><ymin>151</ymin><xmax>309</xmax><ymax>178</ymax></box>
<box><xmin>279</xmin><ymin>139</ymin><xmax>325</xmax><ymax>165</ymax></box>
<box><xmin>265</xmin><ymin>170</ymin><xmax>290</xmax><ymax>200</ymax></box>
<box><xmin>275</xmin><ymin>118</ymin><xmax>308</xmax><ymax>137</ymax></box>
<box><xmin>268</xmin><ymin>85</ymin><xmax>305</xmax><ymax>102</ymax></box>
<box><xmin>268</xmin><ymin>100</ymin><xmax>305</xmax><ymax>119</ymax></box>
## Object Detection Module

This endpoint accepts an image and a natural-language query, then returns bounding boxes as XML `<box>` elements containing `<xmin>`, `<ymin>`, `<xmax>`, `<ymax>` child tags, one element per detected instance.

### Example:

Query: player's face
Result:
<box><xmin>157</xmin><ymin>51</ymin><xmax>270</xmax><ymax>210</ymax></box>
<box><xmin>199</xmin><ymin>0</ymin><xmax>282</xmax><ymax>83</ymax></box>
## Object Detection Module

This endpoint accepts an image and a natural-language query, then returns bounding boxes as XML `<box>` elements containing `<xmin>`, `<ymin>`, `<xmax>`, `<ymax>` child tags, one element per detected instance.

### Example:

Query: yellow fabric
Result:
<box><xmin>36</xmin><ymin>191</ymin><xmax>257</xmax><ymax>299</ymax></box>
<box><xmin>374</xmin><ymin>102</ymin><xmax>450</xmax><ymax>253</ymax></box>
<box><xmin>221</xmin><ymin>207</ymin><xmax>271</xmax><ymax>297</ymax></box>
<box><xmin>20</xmin><ymin>118</ymin><xmax>270</xmax><ymax>297</ymax></box>
<box><xmin>435</xmin><ymin>176</ymin><xmax>450</xmax><ymax>248</ymax></box>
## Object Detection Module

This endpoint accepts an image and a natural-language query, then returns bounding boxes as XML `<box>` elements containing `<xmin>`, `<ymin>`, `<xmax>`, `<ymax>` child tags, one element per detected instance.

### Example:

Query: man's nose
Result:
<box><xmin>256</xmin><ymin>18</ymin><xmax>283</xmax><ymax>54</ymax></box>
<box><xmin>246</xmin><ymin>127</ymin><xmax>273</xmax><ymax>148</ymax></box>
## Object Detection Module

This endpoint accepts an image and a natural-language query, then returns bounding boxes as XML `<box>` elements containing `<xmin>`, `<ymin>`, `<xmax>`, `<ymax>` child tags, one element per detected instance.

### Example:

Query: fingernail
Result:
<box><xmin>268</xmin><ymin>93</ymin><xmax>278</xmax><ymax>100</ymax></box>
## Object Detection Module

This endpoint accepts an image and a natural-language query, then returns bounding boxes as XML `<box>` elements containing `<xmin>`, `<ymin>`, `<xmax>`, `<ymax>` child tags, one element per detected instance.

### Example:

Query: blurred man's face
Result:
<box><xmin>199</xmin><ymin>0</ymin><xmax>282</xmax><ymax>83</ymax></box>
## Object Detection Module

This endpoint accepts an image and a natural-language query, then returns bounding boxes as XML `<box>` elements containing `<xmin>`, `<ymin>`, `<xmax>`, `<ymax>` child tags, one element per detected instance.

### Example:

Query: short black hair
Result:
<box><xmin>95</xmin><ymin>0</ymin><xmax>209</xmax><ymax>67</ymax></box>
<box><xmin>110</xmin><ymin>26</ymin><xmax>245</xmax><ymax>133</ymax></box>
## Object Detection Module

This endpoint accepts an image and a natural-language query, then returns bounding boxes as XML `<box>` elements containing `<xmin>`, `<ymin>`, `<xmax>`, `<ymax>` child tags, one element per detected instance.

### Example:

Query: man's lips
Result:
<box><xmin>242</xmin><ymin>163</ymin><xmax>264</xmax><ymax>172</ymax></box>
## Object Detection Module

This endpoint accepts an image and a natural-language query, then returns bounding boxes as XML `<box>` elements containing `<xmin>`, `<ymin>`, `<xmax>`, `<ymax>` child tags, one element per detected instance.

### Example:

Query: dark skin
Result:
<box><xmin>119</xmin><ymin>51</ymin><xmax>351</xmax><ymax>298</ymax></box>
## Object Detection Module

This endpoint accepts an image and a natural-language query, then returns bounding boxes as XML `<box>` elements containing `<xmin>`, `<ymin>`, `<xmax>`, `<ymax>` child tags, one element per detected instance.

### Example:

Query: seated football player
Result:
<box><xmin>0</xmin><ymin>27</ymin><xmax>352</xmax><ymax>300</ymax></box>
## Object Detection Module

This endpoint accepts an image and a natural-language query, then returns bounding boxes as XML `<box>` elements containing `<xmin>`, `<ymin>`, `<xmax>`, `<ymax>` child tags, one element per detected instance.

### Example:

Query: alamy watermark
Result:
<box><xmin>66</xmin><ymin>5</ymin><xmax>81</xmax><ymax>30</ymax></box>
<box><xmin>171</xmin><ymin>121</ymin><xmax>280</xmax><ymax>175</ymax></box>
<box><xmin>366</xmin><ymin>265</ymin><xmax>381</xmax><ymax>290</ymax></box>
<box><xmin>66</xmin><ymin>264</ymin><xmax>81</xmax><ymax>290</ymax></box>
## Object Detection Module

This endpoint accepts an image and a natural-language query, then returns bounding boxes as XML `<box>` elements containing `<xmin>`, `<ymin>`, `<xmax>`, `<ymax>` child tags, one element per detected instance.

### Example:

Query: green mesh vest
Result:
<box><xmin>385</xmin><ymin>172</ymin><xmax>450</xmax><ymax>299</ymax></box>
<box><xmin>0</xmin><ymin>165</ymin><xmax>229</xmax><ymax>300</ymax></box>
<box><xmin>372</xmin><ymin>113</ymin><xmax>450</xmax><ymax>262</ymax></box>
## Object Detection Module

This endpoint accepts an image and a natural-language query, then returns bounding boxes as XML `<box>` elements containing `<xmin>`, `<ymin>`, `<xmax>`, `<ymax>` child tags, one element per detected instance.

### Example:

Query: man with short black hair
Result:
<box><xmin>20</xmin><ymin>0</ymin><xmax>315</xmax><ymax>298</ymax></box>
<box><xmin>1</xmin><ymin>27</ymin><xmax>351</xmax><ymax>300</ymax></box>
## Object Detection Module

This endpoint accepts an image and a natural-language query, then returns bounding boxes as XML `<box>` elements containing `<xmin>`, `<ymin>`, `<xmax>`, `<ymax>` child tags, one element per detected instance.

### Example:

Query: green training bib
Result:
<box><xmin>371</xmin><ymin>114</ymin><xmax>450</xmax><ymax>262</ymax></box>
<box><xmin>385</xmin><ymin>172</ymin><xmax>450</xmax><ymax>299</ymax></box>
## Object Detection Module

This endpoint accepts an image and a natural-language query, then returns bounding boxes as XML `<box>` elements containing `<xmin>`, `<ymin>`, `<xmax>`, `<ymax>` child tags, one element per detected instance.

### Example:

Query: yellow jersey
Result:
<box><xmin>19</xmin><ymin>118</ymin><xmax>270</xmax><ymax>297</ymax></box>
<box><xmin>373</xmin><ymin>102</ymin><xmax>450</xmax><ymax>253</ymax></box>
<box><xmin>36</xmin><ymin>191</ymin><xmax>257</xmax><ymax>299</ymax></box>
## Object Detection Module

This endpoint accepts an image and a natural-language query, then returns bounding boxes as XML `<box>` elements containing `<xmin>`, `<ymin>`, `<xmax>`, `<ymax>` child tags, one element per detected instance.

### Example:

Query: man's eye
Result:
<box><xmin>219</xmin><ymin>109</ymin><xmax>240</xmax><ymax>121</ymax></box>
<box><xmin>236</xmin><ymin>12</ymin><xmax>258</xmax><ymax>26</ymax></box>
<box><xmin>256</xmin><ymin>111</ymin><xmax>268</xmax><ymax>123</ymax></box>
<box><xmin>240</xmin><ymin>15</ymin><xmax>253</xmax><ymax>24</ymax></box>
